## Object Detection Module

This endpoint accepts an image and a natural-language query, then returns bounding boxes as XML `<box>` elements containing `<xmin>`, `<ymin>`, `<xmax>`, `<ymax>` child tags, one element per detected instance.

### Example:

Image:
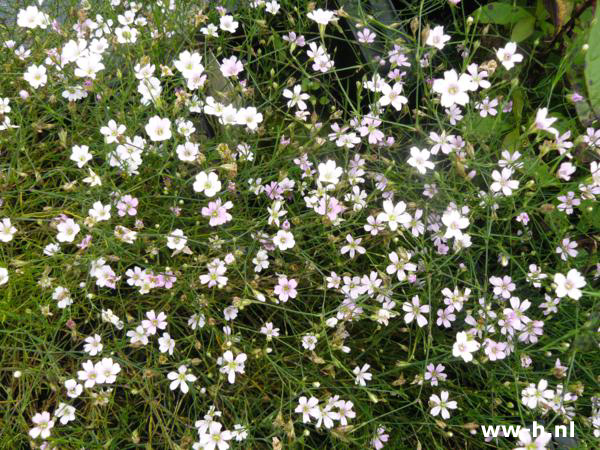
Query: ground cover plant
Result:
<box><xmin>0</xmin><ymin>0</ymin><xmax>599</xmax><ymax>448</ymax></box>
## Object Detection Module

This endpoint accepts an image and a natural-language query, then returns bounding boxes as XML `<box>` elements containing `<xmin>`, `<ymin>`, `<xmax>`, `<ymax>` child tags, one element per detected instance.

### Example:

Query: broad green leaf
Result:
<box><xmin>502</xmin><ymin>128</ymin><xmax>521</xmax><ymax>150</ymax></box>
<box><xmin>511</xmin><ymin>16</ymin><xmax>536</xmax><ymax>42</ymax></box>
<box><xmin>522</xmin><ymin>157</ymin><xmax>560</xmax><ymax>189</ymax></box>
<box><xmin>465</xmin><ymin>114</ymin><xmax>511</xmax><ymax>142</ymax></box>
<box><xmin>585</xmin><ymin>5</ymin><xmax>600</xmax><ymax>119</ymax></box>
<box><xmin>536</xmin><ymin>0</ymin><xmax>550</xmax><ymax>21</ymax></box>
<box><xmin>544</xmin><ymin>0</ymin><xmax>574</xmax><ymax>33</ymax></box>
<box><xmin>577</xmin><ymin>203</ymin><xmax>600</xmax><ymax>233</ymax></box>
<box><xmin>473</xmin><ymin>3</ymin><xmax>533</xmax><ymax>25</ymax></box>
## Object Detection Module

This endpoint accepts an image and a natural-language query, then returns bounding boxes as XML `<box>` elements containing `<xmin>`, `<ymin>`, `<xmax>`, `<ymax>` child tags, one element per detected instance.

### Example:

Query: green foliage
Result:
<box><xmin>585</xmin><ymin>4</ymin><xmax>600</xmax><ymax>119</ymax></box>
<box><xmin>473</xmin><ymin>3</ymin><xmax>533</xmax><ymax>25</ymax></box>
<box><xmin>0</xmin><ymin>0</ymin><xmax>599</xmax><ymax>449</ymax></box>
<box><xmin>511</xmin><ymin>16</ymin><xmax>536</xmax><ymax>42</ymax></box>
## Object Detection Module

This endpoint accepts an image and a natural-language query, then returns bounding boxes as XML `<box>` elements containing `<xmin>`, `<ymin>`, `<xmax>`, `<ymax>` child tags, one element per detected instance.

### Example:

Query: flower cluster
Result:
<box><xmin>2</xmin><ymin>0</ymin><xmax>598</xmax><ymax>448</ymax></box>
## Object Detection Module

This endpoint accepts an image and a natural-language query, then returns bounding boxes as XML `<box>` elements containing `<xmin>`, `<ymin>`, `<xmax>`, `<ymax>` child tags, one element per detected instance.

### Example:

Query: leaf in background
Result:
<box><xmin>512</xmin><ymin>87</ymin><xmax>525</xmax><ymax>122</ymax></box>
<box><xmin>584</xmin><ymin>5</ymin><xmax>600</xmax><ymax>119</ymax></box>
<box><xmin>523</xmin><ymin>157</ymin><xmax>561</xmax><ymax>189</ymax></box>
<box><xmin>544</xmin><ymin>0</ymin><xmax>574</xmax><ymax>33</ymax></box>
<box><xmin>576</xmin><ymin>204</ymin><xmax>600</xmax><ymax>233</ymax></box>
<box><xmin>473</xmin><ymin>3</ymin><xmax>534</xmax><ymax>25</ymax></box>
<box><xmin>502</xmin><ymin>128</ymin><xmax>521</xmax><ymax>151</ymax></box>
<box><xmin>511</xmin><ymin>16</ymin><xmax>536</xmax><ymax>42</ymax></box>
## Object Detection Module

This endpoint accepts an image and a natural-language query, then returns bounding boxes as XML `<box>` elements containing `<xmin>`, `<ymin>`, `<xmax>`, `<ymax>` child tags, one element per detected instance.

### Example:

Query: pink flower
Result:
<box><xmin>274</xmin><ymin>276</ymin><xmax>298</xmax><ymax>302</ymax></box>
<box><xmin>357</xmin><ymin>28</ymin><xmax>376</xmax><ymax>44</ymax></box>
<box><xmin>202</xmin><ymin>198</ymin><xmax>233</xmax><ymax>226</ymax></box>
<box><xmin>315</xmin><ymin>196</ymin><xmax>344</xmax><ymax>221</ymax></box>
<box><xmin>117</xmin><ymin>195</ymin><xmax>138</xmax><ymax>216</ymax></box>
<box><xmin>220</xmin><ymin>55</ymin><xmax>244</xmax><ymax>77</ymax></box>
<box><xmin>77</xmin><ymin>234</ymin><xmax>92</xmax><ymax>250</ymax></box>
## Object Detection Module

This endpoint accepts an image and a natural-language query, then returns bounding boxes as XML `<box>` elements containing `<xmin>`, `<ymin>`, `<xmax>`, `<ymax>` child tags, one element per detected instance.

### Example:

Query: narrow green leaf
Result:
<box><xmin>584</xmin><ymin>6</ymin><xmax>600</xmax><ymax>119</ymax></box>
<box><xmin>512</xmin><ymin>87</ymin><xmax>525</xmax><ymax>122</ymax></box>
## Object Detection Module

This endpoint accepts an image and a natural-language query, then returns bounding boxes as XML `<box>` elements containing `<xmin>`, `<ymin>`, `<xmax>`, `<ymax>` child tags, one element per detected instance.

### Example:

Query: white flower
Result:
<box><xmin>96</xmin><ymin>358</ymin><xmax>121</xmax><ymax>385</ymax></box>
<box><xmin>236</xmin><ymin>106</ymin><xmax>263</xmax><ymax>130</ymax></box>
<box><xmin>426</xmin><ymin>26</ymin><xmax>451</xmax><ymax>50</ymax></box>
<box><xmin>56</xmin><ymin>218</ymin><xmax>80</xmax><ymax>243</ymax></box>
<box><xmin>307</xmin><ymin>8</ymin><xmax>336</xmax><ymax>25</ymax></box>
<box><xmin>167</xmin><ymin>365</ymin><xmax>197</xmax><ymax>394</ymax></box>
<box><xmin>265</xmin><ymin>1</ymin><xmax>281</xmax><ymax>15</ymax></box>
<box><xmin>402</xmin><ymin>295</ymin><xmax>430</xmax><ymax>327</ymax></box>
<box><xmin>218</xmin><ymin>350</ymin><xmax>247</xmax><ymax>384</ymax></box>
<box><xmin>340</xmin><ymin>234</ymin><xmax>366</xmax><ymax>259</ymax></box>
<box><xmin>379</xmin><ymin>82</ymin><xmax>408</xmax><ymax>110</ymax></box>
<box><xmin>83</xmin><ymin>168</ymin><xmax>102</xmax><ymax>186</ymax></box>
<box><xmin>301</xmin><ymin>334</ymin><xmax>318</xmax><ymax>350</ymax></box>
<box><xmin>115</xmin><ymin>25</ymin><xmax>138</xmax><ymax>44</ymax></box>
<box><xmin>490</xmin><ymin>168</ymin><xmax>519</xmax><ymax>196</ymax></box>
<box><xmin>0</xmin><ymin>218</ymin><xmax>17</xmax><ymax>242</ymax></box>
<box><xmin>253</xmin><ymin>249</ymin><xmax>269</xmax><ymax>272</ymax></box>
<box><xmin>70</xmin><ymin>145</ymin><xmax>93</xmax><ymax>168</ymax></box>
<box><xmin>193</xmin><ymin>171</ymin><xmax>221</xmax><ymax>197</ymax></box>
<box><xmin>200</xmin><ymin>23</ymin><xmax>218</xmax><ymax>37</ymax></box>
<box><xmin>336</xmin><ymin>400</ymin><xmax>355</xmax><ymax>426</ymax></box>
<box><xmin>489</xmin><ymin>275</ymin><xmax>515</xmax><ymax>299</ymax></box>
<box><xmin>219</xmin><ymin>16</ymin><xmax>238</xmax><ymax>33</ymax></box>
<box><xmin>0</xmin><ymin>98</ymin><xmax>10</xmax><ymax>115</ymax></box>
<box><xmin>74</xmin><ymin>53</ymin><xmax>105</xmax><ymax>79</ymax></box>
<box><xmin>198</xmin><ymin>422</ymin><xmax>232</xmax><ymax>450</ymax></box>
<box><xmin>295</xmin><ymin>396</ymin><xmax>320</xmax><ymax>423</ymax></box>
<box><xmin>17</xmin><ymin>6</ymin><xmax>47</xmax><ymax>29</ymax></box>
<box><xmin>496</xmin><ymin>42</ymin><xmax>523</xmax><ymax>70</ymax></box>
<box><xmin>127</xmin><ymin>325</ymin><xmax>149</xmax><ymax>345</ymax></box>
<box><xmin>432</xmin><ymin>69</ymin><xmax>473</xmax><ymax>107</ymax></box>
<box><xmin>0</xmin><ymin>267</ymin><xmax>8</xmax><ymax>286</ymax></box>
<box><xmin>53</xmin><ymin>286</ymin><xmax>72</xmax><ymax>308</ymax></box>
<box><xmin>54</xmin><ymin>403</ymin><xmax>76</xmax><ymax>425</ymax></box>
<box><xmin>29</xmin><ymin>411</ymin><xmax>55</xmax><ymax>439</ymax></box>
<box><xmin>24</xmin><ymin>64</ymin><xmax>47</xmax><ymax>89</ymax></box>
<box><xmin>100</xmin><ymin>119</ymin><xmax>126</xmax><ymax>144</ymax></box>
<box><xmin>65</xmin><ymin>379</ymin><xmax>83</xmax><ymax>398</ymax></box>
<box><xmin>78</xmin><ymin>359</ymin><xmax>101</xmax><ymax>388</ymax></box>
<box><xmin>166</xmin><ymin>229</ymin><xmax>187</xmax><ymax>251</ymax></box>
<box><xmin>353</xmin><ymin>364</ymin><xmax>372</xmax><ymax>386</ymax></box>
<box><xmin>273</xmin><ymin>230</ymin><xmax>295</xmax><ymax>250</ymax></box>
<box><xmin>158</xmin><ymin>332</ymin><xmax>175</xmax><ymax>355</ymax></box>
<box><xmin>173</xmin><ymin>50</ymin><xmax>204</xmax><ymax>78</ymax></box>
<box><xmin>357</xmin><ymin>28</ymin><xmax>376</xmax><ymax>44</ymax></box>
<box><xmin>466</xmin><ymin>63</ymin><xmax>491</xmax><ymax>90</ymax></box>
<box><xmin>407</xmin><ymin>147</ymin><xmax>435</xmax><ymax>174</ymax></box>
<box><xmin>429</xmin><ymin>391</ymin><xmax>457</xmax><ymax>419</ymax></box>
<box><xmin>521</xmin><ymin>379</ymin><xmax>554</xmax><ymax>409</ymax></box>
<box><xmin>377</xmin><ymin>200</ymin><xmax>411</xmax><ymax>232</ymax></box>
<box><xmin>88</xmin><ymin>201</ymin><xmax>111</xmax><ymax>222</ymax></box>
<box><xmin>83</xmin><ymin>334</ymin><xmax>103</xmax><ymax>356</ymax></box>
<box><xmin>145</xmin><ymin>115</ymin><xmax>172</xmax><ymax>141</ymax></box>
<box><xmin>318</xmin><ymin>159</ymin><xmax>343</xmax><ymax>185</ymax></box>
<box><xmin>283</xmin><ymin>84</ymin><xmax>310</xmax><ymax>110</ymax></box>
<box><xmin>441</xmin><ymin>209</ymin><xmax>468</xmax><ymax>240</ymax></box>
<box><xmin>515</xmin><ymin>428</ymin><xmax>552</xmax><ymax>450</ymax></box>
<box><xmin>452</xmin><ymin>331</ymin><xmax>480</xmax><ymax>362</ymax></box>
<box><xmin>554</xmin><ymin>269</ymin><xmax>586</xmax><ymax>300</ymax></box>
<box><xmin>533</xmin><ymin>108</ymin><xmax>559</xmax><ymax>137</ymax></box>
